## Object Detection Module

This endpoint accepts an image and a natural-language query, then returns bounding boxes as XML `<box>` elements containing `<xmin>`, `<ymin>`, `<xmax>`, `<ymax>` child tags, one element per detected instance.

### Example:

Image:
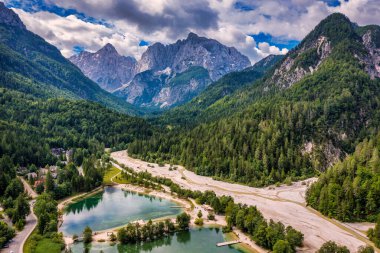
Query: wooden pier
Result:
<box><xmin>216</xmin><ymin>240</ymin><xmax>241</xmax><ymax>247</ymax></box>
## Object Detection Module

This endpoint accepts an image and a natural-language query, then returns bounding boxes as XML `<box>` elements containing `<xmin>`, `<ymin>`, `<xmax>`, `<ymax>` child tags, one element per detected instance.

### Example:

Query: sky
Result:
<box><xmin>4</xmin><ymin>0</ymin><xmax>380</xmax><ymax>64</ymax></box>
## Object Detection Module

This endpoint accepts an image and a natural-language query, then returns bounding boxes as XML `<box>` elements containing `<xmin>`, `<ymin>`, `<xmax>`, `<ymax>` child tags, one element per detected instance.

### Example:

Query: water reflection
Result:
<box><xmin>60</xmin><ymin>187</ymin><xmax>182</xmax><ymax>236</ymax></box>
<box><xmin>71</xmin><ymin>228</ymin><xmax>243</xmax><ymax>253</ymax></box>
<box><xmin>65</xmin><ymin>191</ymin><xmax>104</xmax><ymax>214</ymax></box>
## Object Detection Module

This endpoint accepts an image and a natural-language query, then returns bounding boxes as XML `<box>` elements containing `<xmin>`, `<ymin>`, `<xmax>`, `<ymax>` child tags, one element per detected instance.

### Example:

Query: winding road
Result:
<box><xmin>2</xmin><ymin>177</ymin><xmax>38</xmax><ymax>253</ymax></box>
<box><xmin>111</xmin><ymin>150</ymin><xmax>379</xmax><ymax>253</ymax></box>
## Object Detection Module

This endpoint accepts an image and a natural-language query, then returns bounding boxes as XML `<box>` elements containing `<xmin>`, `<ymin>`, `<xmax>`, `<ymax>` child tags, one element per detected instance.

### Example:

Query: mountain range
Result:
<box><xmin>1</xmin><ymin>2</ymin><xmax>380</xmax><ymax>249</ymax></box>
<box><xmin>0</xmin><ymin>2</ymin><xmax>140</xmax><ymax>115</ymax></box>
<box><xmin>129</xmin><ymin>13</ymin><xmax>380</xmax><ymax>187</ymax></box>
<box><xmin>69</xmin><ymin>43</ymin><xmax>137</xmax><ymax>92</ymax></box>
<box><xmin>70</xmin><ymin>33</ymin><xmax>251</xmax><ymax>109</ymax></box>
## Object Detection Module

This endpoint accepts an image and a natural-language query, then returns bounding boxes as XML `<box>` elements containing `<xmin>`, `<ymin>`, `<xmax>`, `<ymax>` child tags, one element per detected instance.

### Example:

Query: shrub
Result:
<box><xmin>194</xmin><ymin>218</ymin><xmax>203</xmax><ymax>226</ymax></box>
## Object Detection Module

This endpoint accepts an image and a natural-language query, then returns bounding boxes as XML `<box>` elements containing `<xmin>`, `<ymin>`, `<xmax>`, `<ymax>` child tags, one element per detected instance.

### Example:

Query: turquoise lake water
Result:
<box><xmin>60</xmin><ymin>187</ymin><xmax>183</xmax><ymax>236</ymax></box>
<box><xmin>70</xmin><ymin>227</ymin><xmax>244</xmax><ymax>253</ymax></box>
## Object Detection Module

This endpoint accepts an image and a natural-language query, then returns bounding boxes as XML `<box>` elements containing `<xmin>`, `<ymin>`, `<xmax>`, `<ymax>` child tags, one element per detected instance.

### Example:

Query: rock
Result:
<box><xmin>114</xmin><ymin>33</ymin><xmax>250</xmax><ymax>109</ymax></box>
<box><xmin>114</xmin><ymin>66</ymin><xmax>211</xmax><ymax>108</ymax></box>
<box><xmin>136</xmin><ymin>32</ymin><xmax>251</xmax><ymax>81</ymax></box>
<box><xmin>270</xmin><ymin>35</ymin><xmax>332</xmax><ymax>89</ymax></box>
<box><xmin>69</xmin><ymin>43</ymin><xmax>137</xmax><ymax>92</ymax></box>
<box><xmin>360</xmin><ymin>29</ymin><xmax>380</xmax><ymax>79</ymax></box>
<box><xmin>0</xmin><ymin>2</ymin><xmax>26</xmax><ymax>30</ymax></box>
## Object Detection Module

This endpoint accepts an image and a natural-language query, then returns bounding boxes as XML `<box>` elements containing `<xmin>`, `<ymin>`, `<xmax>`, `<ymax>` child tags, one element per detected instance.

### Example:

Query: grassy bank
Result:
<box><xmin>224</xmin><ymin>232</ymin><xmax>257</xmax><ymax>253</ymax></box>
<box><xmin>103</xmin><ymin>166</ymin><xmax>130</xmax><ymax>184</ymax></box>
<box><xmin>23</xmin><ymin>230</ymin><xmax>63</xmax><ymax>253</ymax></box>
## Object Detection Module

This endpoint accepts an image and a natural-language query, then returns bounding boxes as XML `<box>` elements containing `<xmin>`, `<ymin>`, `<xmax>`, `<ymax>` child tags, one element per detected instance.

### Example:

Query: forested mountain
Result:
<box><xmin>155</xmin><ymin>54</ymin><xmax>283</xmax><ymax>125</ymax></box>
<box><xmin>0</xmin><ymin>2</ymin><xmax>140</xmax><ymax>115</ymax></box>
<box><xmin>0</xmin><ymin>3</ymin><xmax>154</xmax><ymax>199</ymax></box>
<box><xmin>129</xmin><ymin>13</ymin><xmax>380</xmax><ymax>187</ymax></box>
<box><xmin>306</xmin><ymin>132</ymin><xmax>380</xmax><ymax>222</ymax></box>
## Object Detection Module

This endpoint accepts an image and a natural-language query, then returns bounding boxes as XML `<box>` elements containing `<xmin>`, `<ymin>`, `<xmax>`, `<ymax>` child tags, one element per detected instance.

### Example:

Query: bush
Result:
<box><xmin>273</xmin><ymin>240</ymin><xmax>292</xmax><ymax>253</ymax></box>
<box><xmin>83</xmin><ymin>226</ymin><xmax>92</xmax><ymax>244</ymax></box>
<box><xmin>109</xmin><ymin>233</ymin><xmax>117</xmax><ymax>242</ymax></box>
<box><xmin>317</xmin><ymin>241</ymin><xmax>349</xmax><ymax>253</ymax></box>
<box><xmin>15</xmin><ymin>219</ymin><xmax>25</xmax><ymax>230</ymax></box>
<box><xmin>222</xmin><ymin>226</ymin><xmax>232</xmax><ymax>233</ymax></box>
<box><xmin>358</xmin><ymin>245</ymin><xmax>374</xmax><ymax>253</ymax></box>
<box><xmin>176</xmin><ymin>213</ymin><xmax>191</xmax><ymax>230</ymax></box>
<box><xmin>194</xmin><ymin>218</ymin><xmax>203</xmax><ymax>226</ymax></box>
<box><xmin>207</xmin><ymin>213</ymin><xmax>215</xmax><ymax>220</ymax></box>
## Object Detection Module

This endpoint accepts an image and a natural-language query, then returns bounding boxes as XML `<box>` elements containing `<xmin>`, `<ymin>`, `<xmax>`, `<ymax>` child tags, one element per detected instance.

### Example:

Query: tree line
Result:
<box><xmin>112</xmin><ymin>160</ymin><xmax>305</xmax><ymax>252</ymax></box>
<box><xmin>306</xmin><ymin>132</ymin><xmax>380</xmax><ymax>222</ymax></box>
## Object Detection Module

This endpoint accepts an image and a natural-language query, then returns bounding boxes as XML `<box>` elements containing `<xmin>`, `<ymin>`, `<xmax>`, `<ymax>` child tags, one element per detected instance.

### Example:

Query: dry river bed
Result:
<box><xmin>111</xmin><ymin>150</ymin><xmax>377</xmax><ymax>253</ymax></box>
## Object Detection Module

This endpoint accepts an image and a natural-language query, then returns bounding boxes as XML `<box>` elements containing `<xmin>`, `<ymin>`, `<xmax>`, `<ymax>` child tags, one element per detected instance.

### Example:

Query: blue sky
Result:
<box><xmin>6</xmin><ymin>0</ymin><xmax>380</xmax><ymax>63</ymax></box>
<box><xmin>250</xmin><ymin>33</ymin><xmax>299</xmax><ymax>50</ymax></box>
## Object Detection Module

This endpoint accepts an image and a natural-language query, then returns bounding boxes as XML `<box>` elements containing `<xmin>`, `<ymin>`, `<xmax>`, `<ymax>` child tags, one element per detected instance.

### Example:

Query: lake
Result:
<box><xmin>60</xmin><ymin>187</ymin><xmax>183</xmax><ymax>236</ymax></box>
<box><xmin>70</xmin><ymin>227</ymin><xmax>244</xmax><ymax>253</ymax></box>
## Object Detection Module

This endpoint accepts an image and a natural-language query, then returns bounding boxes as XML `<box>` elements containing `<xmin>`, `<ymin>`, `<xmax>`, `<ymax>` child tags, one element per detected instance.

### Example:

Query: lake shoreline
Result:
<box><xmin>61</xmin><ymin>184</ymin><xmax>258</xmax><ymax>253</ymax></box>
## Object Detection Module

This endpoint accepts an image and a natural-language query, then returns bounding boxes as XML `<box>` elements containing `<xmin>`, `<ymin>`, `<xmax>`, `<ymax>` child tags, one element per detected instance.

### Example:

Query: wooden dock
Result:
<box><xmin>216</xmin><ymin>240</ymin><xmax>241</xmax><ymax>247</ymax></box>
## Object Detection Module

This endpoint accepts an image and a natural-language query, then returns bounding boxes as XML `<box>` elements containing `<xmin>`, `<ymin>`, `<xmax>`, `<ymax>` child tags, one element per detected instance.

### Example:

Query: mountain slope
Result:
<box><xmin>0</xmin><ymin>2</ymin><xmax>139</xmax><ymax>115</ymax></box>
<box><xmin>306</xmin><ymin>131</ymin><xmax>380</xmax><ymax>222</ymax></box>
<box><xmin>69</xmin><ymin>44</ymin><xmax>137</xmax><ymax>92</ymax></box>
<box><xmin>129</xmin><ymin>13</ymin><xmax>380</xmax><ymax>187</ymax></box>
<box><xmin>155</xmin><ymin>54</ymin><xmax>283</xmax><ymax>125</ymax></box>
<box><xmin>104</xmin><ymin>33</ymin><xmax>250</xmax><ymax>109</ymax></box>
<box><xmin>114</xmin><ymin>66</ymin><xmax>212</xmax><ymax>109</ymax></box>
<box><xmin>0</xmin><ymin>2</ymin><xmax>155</xmax><ymax>216</ymax></box>
<box><xmin>136</xmin><ymin>32</ymin><xmax>251</xmax><ymax>81</ymax></box>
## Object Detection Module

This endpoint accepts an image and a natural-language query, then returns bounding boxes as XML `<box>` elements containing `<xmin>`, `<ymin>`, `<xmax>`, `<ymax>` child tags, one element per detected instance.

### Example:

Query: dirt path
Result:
<box><xmin>111</xmin><ymin>150</ymin><xmax>378</xmax><ymax>253</ymax></box>
<box><xmin>20</xmin><ymin>176</ymin><xmax>38</xmax><ymax>199</ymax></box>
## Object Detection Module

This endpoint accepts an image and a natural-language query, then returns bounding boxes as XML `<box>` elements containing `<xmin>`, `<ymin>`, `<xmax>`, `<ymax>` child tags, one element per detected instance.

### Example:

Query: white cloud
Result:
<box><xmin>13</xmin><ymin>8</ymin><xmax>146</xmax><ymax>58</ymax></box>
<box><xmin>11</xmin><ymin>0</ymin><xmax>380</xmax><ymax>63</ymax></box>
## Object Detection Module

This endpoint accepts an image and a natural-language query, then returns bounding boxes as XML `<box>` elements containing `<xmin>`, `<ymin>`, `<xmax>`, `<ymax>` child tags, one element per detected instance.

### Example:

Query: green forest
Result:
<box><xmin>129</xmin><ymin>24</ymin><xmax>380</xmax><ymax>186</ymax></box>
<box><xmin>306</xmin><ymin>132</ymin><xmax>380</xmax><ymax>221</ymax></box>
<box><xmin>1</xmin><ymin>6</ymin><xmax>380</xmax><ymax>252</ymax></box>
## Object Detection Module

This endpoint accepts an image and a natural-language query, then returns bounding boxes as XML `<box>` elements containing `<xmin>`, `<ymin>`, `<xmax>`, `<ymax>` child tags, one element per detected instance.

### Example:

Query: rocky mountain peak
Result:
<box><xmin>267</xmin><ymin>13</ymin><xmax>362</xmax><ymax>89</ymax></box>
<box><xmin>0</xmin><ymin>2</ymin><xmax>26</xmax><ymax>30</ymax></box>
<box><xmin>69</xmin><ymin>43</ymin><xmax>137</xmax><ymax>92</ymax></box>
<box><xmin>136</xmin><ymin>33</ymin><xmax>251</xmax><ymax>81</ymax></box>
<box><xmin>71</xmin><ymin>33</ymin><xmax>251</xmax><ymax>110</ymax></box>
<box><xmin>187</xmin><ymin>32</ymin><xmax>199</xmax><ymax>40</ymax></box>
<box><xmin>97</xmin><ymin>43</ymin><xmax>119</xmax><ymax>56</ymax></box>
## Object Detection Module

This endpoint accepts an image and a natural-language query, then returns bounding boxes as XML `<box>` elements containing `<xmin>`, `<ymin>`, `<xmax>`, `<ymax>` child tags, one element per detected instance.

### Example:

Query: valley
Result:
<box><xmin>0</xmin><ymin>2</ymin><xmax>380</xmax><ymax>253</ymax></box>
<box><xmin>111</xmin><ymin>150</ymin><xmax>376</xmax><ymax>252</ymax></box>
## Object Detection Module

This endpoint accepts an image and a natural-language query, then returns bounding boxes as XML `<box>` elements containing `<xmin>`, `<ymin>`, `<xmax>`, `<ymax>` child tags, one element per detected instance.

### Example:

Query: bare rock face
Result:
<box><xmin>137</xmin><ymin>33</ymin><xmax>251</xmax><ymax>81</ymax></box>
<box><xmin>69</xmin><ymin>44</ymin><xmax>137</xmax><ymax>92</ymax></box>
<box><xmin>0</xmin><ymin>2</ymin><xmax>26</xmax><ymax>30</ymax></box>
<box><xmin>114</xmin><ymin>66</ymin><xmax>211</xmax><ymax>108</ymax></box>
<box><xmin>70</xmin><ymin>33</ymin><xmax>250</xmax><ymax>109</ymax></box>
<box><xmin>270</xmin><ymin>36</ymin><xmax>331</xmax><ymax>89</ymax></box>
<box><xmin>360</xmin><ymin>29</ymin><xmax>380</xmax><ymax>79</ymax></box>
<box><xmin>113</xmin><ymin>33</ymin><xmax>250</xmax><ymax>109</ymax></box>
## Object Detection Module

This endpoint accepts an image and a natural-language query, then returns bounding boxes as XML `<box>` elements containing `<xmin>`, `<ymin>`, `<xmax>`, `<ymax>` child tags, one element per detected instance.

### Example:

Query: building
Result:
<box><xmin>51</xmin><ymin>148</ymin><xmax>65</xmax><ymax>157</ymax></box>
<box><xmin>39</xmin><ymin>168</ymin><xmax>48</xmax><ymax>175</ymax></box>
<box><xmin>26</xmin><ymin>172</ymin><xmax>38</xmax><ymax>180</ymax></box>
<box><xmin>17</xmin><ymin>167</ymin><xmax>28</xmax><ymax>175</ymax></box>
<box><xmin>34</xmin><ymin>179</ymin><xmax>44</xmax><ymax>188</ymax></box>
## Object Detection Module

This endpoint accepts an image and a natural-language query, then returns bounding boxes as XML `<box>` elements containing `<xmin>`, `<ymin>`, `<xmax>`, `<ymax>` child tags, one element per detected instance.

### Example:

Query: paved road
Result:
<box><xmin>1</xmin><ymin>178</ymin><xmax>38</xmax><ymax>253</ymax></box>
